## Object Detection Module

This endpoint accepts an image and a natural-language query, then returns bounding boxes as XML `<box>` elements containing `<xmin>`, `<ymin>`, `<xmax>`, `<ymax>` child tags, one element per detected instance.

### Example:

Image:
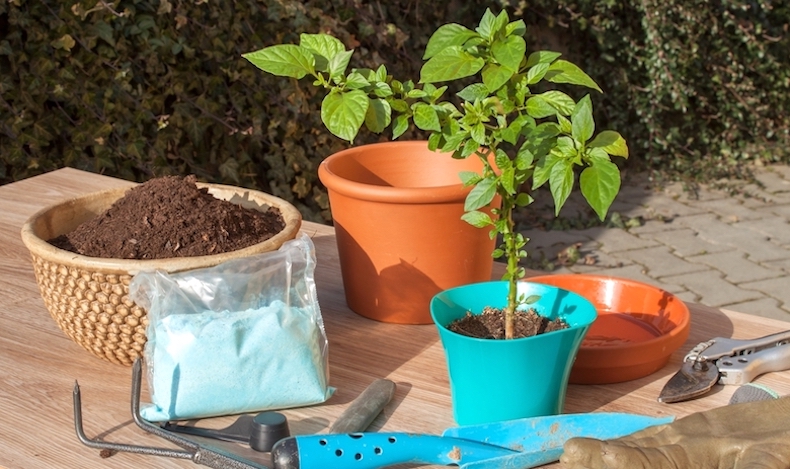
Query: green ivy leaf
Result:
<box><xmin>482</xmin><ymin>63</ymin><xmax>514</xmax><ymax>93</ymax></box>
<box><xmin>546</xmin><ymin>60</ymin><xmax>602</xmax><ymax>92</ymax></box>
<box><xmin>492</xmin><ymin>35</ymin><xmax>526</xmax><ymax>71</ymax></box>
<box><xmin>243</xmin><ymin>45</ymin><xmax>315</xmax><ymax>79</ymax></box>
<box><xmin>420</xmin><ymin>46</ymin><xmax>485</xmax><ymax>83</ymax></box>
<box><xmin>423</xmin><ymin>23</ymin><xmax>478</xmax><ymax>59</ymax></box>
<box><xmin>461</xmin><ymin>210</ymin><xmax>493</xmax><ymax>228</ymax></box>
<box><xmin>364</xmin><ymin>98</ymin><xmax>391</xmax><ymax>133</ymax></box>
<box><xmin>589</xmin><ymin>130</ymin><xmax>629</xmax><ymax>158</ymax></box>
<box><xmin>321</xmin><ymin>90</ymin><xmax>369</xmax><ymax>142</ymax></box>
<box><xmin>413</xmin><ymin>103</ymin><xmax>441</xmax><ymax>132</ymax></box>
<box><xmin>580</xmin><ymin>159</ymin><xmax>621</xmax><ymax>220</ymax></box>
<box><xmin>464</xmin><ymin>176</ymin><xmax>498</xmax><ymax>211</ymax></box>
<box><xmin>571</xmin><ymin>95</ymin><xmax>594</xmax><ymax>143</ymax></box>
<box><xmin>525</xmin><ymin>50</ymin><xmax>562</xmax><ymax>68</ymax></box>
<box><xmin>549</xmin><ymin>158</ymin><xmax>574</xmax><ymax>215</ymax></box>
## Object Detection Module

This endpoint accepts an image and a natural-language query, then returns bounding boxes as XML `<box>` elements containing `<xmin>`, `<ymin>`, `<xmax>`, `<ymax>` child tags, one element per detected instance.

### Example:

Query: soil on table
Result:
<box><xmin>448</xmin><ymin>306</ymin><xmax>568</xmax><ymax>339</ymax></box>
<box><xmin>50</xmin><ymin>175</ymin><xmax>286</xmax><ymax>260</ymax></box>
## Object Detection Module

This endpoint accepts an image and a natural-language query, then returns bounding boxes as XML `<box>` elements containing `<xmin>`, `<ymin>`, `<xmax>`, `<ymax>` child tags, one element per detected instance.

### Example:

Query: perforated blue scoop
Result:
<box><xmin>271</xmin><ymin>412</ymin><xmax>674</xmax><ymax>469</ymax></box>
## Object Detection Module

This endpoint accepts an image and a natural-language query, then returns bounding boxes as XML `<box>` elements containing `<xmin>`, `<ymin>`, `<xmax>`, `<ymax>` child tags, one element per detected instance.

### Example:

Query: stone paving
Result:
<box><xmin>519</xmin><ymin>164</ymin><xmax>790</xmax><ymax>321</ymax></box>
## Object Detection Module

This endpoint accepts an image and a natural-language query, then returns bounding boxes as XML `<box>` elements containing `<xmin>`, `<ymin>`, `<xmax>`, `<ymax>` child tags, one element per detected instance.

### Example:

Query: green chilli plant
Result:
<box><xmin>244</xmin><ymin>8</ymin><xmax>628</xmax><ymax>339</ymax></box>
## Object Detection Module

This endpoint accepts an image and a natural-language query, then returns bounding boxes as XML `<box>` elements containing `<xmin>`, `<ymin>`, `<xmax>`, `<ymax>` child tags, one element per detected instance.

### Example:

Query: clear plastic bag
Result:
<box><xmin>129</xmin><ymin>233</ymin><xmax>332</xmax><ymax>421</ymax></box>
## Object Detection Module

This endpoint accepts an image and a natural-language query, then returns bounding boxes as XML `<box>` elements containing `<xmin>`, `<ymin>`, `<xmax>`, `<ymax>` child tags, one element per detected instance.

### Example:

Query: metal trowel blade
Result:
<box><xmin>658</xmin><ymin>361</ymin><xmax>720</xmax><ymax>403</ymax></box>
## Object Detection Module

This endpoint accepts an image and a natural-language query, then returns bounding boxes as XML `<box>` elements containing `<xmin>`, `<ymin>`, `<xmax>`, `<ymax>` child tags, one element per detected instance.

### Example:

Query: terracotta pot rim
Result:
<box><xmin>318</xmin><ymin>141</ymin><xmax>473</xmax><ymax>204</ymax></box>
<box><xmin>20</xmin><ymin>182</ymin><xmax>303</xmax><ymax>275</ymax></box>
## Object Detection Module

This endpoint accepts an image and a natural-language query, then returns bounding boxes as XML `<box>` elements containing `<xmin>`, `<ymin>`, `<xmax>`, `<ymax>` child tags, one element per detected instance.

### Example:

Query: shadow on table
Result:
<box><xmin>565</xmin><ymin>302</ymin><xmax>735</xmax><ymax>413</ymax></box>
<box><xmin>307</xmin><ymin>233</ymin><xmax>442</xmax><ymax>408</ymax></box>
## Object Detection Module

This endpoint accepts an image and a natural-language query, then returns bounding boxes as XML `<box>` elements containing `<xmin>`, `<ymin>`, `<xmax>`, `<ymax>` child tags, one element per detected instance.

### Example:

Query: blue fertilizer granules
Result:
<box><xmin>141</xmin><ymin>300</ymin><xmax>332</xmax><ymax>421</ymax></box>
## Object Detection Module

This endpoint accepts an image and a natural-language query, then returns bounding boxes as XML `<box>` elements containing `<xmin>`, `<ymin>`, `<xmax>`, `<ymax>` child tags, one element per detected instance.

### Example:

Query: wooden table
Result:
<box><xmin>3</xmin><ymin>168</ymin><xmax>790</xmax><ymax>469</ymax></box>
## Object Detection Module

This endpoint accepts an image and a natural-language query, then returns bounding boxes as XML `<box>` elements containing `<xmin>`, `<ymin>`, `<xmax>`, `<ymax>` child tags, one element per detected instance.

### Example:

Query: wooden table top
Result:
<box><xmin>3</xmin><ymin>168</ymin><xmax>790</xmax><ymax>469</ymax></box>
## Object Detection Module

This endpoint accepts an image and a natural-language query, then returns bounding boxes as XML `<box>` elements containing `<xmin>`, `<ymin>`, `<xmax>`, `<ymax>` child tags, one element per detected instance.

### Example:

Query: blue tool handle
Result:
<box><xmin>271</xmin><ymin>432</ymin><xmax>517</xmax><ymax>469</ymax></box>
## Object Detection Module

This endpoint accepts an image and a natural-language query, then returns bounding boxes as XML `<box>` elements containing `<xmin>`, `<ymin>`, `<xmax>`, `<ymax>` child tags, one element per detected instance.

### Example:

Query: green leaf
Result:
<box><xmin>580</xmin><ymin>160</ymin><xmax>621</xmax><ymax>220</ymax></box>
<box><xmin>482</xmin><ymin>63</ymin><xmax>513</xmax><ymax>93</ymax></box>
<box><xmin>464</xmin><ymin>176</ymin><xmax>498</xmax><ymax>211</ymax></box>
<box><xmin>364</xmin><ymin>98</ymin><xmax>391</xmax><ymax>133</ymax></box>
<box><xmin>328</xmin><ymin>49</ymin><xmax>354</xmax><ymax>78</ymax></box>
<box><xmin>506</xmin><ymin>19</ymin><xmax>527</xmax><ymax>36</ymax></box>
<box><xmin>475</xmin><ymin>9</ymin><xmax>500</xmax><ymax>41</ymax></box>
<box><xmin>549</xmin><ymin>159</ymin><xmax>574</xmax><ymax>215</ymax></box>
<box><xmin>533</xmin><ymin>153</ymin><xmax>561</xmax><ymax>189</ymax></box>
<box><xmin>515</xmin><ymin>145</ymin><xmax>534</xmax><ymax>169</ymax></box>
<box><xmin>459</xmin><ymin>170</ymin><xmax>482</xmax><ymax>186</ymax></box>
<box><xmin>589</xmin><ymin>130</ymin><xmax>629</xmax><ymax>158</ymax></box>
<box><xmin>300</xmin><ymin>33</ymin><xmax>345</xmax><ymax>60</ymax></box>
<box><xmin>471</xmin><ymin>122</ymin><xmax>486</xmax><ymax>145</ymax></box>
<box><xmin>457</xmin><ymin>83</ymin><xmax>490</xmax><ymax>101</ymax></box>
<box><xmin>423</xmin><ymin>23</ymin><xmax>478</xmax><ymax>59</ymax></box>
<box><xmin>492</xmin><ymin>35</ymin><xmax>526</xmax><ymax>71</ymax></box>
<box><xmin>243</xmin><ymin>45</ymin><xmax>315</xmax><ymax>79</ymax></box>
<box><xmin>320</xmin><ymin>90</ymin><xmax>369</xmax><ymax>142</ymax></box>
<box><xmin>420</xmin><ymin>46</ymin><xmax>485</xmax><ymax>83</ymax></box>
<box><xmin>571</xmin><ymin>95</ymin><xmax>594</xmax><ymax>143</ymax></box>
<box><xmin>526</xmin><ymin>62</ymin><xmax>549</xmax><ymax>85</ymax></box>
<box><xmin>494</xmin><ymin>148</ymin><xmax>511</xmax><ymax>171</ymax></box>
<box><xmin>413</xmin><ymin>103</ymin><xmax>441</xmax><ymax>132</ymax></box>
<box><xmin>461</xmin><ymin>139</ymin><xmax>479</xmax><ymax>157</ymax></box>
<box><xmin>300</xmin><ymin>33</ymin><xmax>345</xmax><ymax>71</ymax></box>
<box><xmin>345</xmin><ymin>72</ymin><xmax>370</xmax><ymax>89</ymax></box>
<box><xmin>428</xmin><ymin>132</ymin><xmax>443</xmax><ymax>151</ymax></box>
<box><xmin>546</xmin><ymin>60</ymin><xmax>602</xmax><ymax>92</ymax></box>
<box><xmin>525</xmin><ymin>50</ymin><xmax>562</xmax><ymax>68</ymax></box>
<box><xmin>515</xmin><ymin>192</ymin><xmax>534</xmax><ymax>207</ymax></box>
<box><xmin>501</xmin><ymin>166</ymin><xmax>516</xmax><ymax>194</ymax></box>
<box><xmin>525</xmin><ymin>96</ymin><xmax>556</xmax><ymax>119</ymax></box>
<box><xmin>540</xmin><ymin>90</ymin><xmax>576</xmax><ymax>116</ymax></box>
<box><xmin>557</xmin><ymin>113</ymin><xmax>572</xmax><ymax>134</ymax></box>
<box><xmin>461</xmin><ymin>210</ymin><xmax>493</xmax><ymax>228</ymax></box>
<box><xmin>392</xmin><ymin>114</ymin><xmax>409</xmax><ymax>139</ymax></box>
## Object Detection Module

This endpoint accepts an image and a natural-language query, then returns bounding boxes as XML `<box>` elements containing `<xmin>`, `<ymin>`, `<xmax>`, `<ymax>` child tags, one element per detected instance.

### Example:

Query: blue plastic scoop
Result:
<box><xmin>271</xmin><ymin>412</ymin><xmax>674</xmax><ymax>469</ymax></box>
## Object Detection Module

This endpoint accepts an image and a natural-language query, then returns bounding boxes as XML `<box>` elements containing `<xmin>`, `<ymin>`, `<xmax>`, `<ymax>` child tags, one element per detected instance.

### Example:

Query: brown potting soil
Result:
<box><xmin>447</xmin><ymin>306</ymin><xmax>568</xmax><ymax>339</ymax></box>
<box><xmin>50</xmin><ymin>175</ymin><xmax>286</xmax><ymax>260</ymax></box>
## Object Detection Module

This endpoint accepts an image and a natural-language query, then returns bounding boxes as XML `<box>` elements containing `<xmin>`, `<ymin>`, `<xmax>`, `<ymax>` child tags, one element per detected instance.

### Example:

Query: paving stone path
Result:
<box><xmin>519</xmin><ymin>165</ymin><xmax>790</xmax><ymax>321</ymax></box>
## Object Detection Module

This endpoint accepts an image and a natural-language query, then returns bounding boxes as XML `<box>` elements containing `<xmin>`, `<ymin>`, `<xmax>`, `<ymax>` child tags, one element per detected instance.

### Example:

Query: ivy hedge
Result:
<box><xmin>2</xmin><ymin>0</ymin><xmax>788</xmax><ymax>221</ymax></box>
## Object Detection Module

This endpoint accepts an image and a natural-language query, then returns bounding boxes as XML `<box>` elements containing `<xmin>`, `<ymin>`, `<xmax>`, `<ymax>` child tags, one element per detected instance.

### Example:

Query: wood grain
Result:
<box><xmin>2</xmin><ymin>168</ymin><xmax>790</xmax><ymax>469</ymax></box>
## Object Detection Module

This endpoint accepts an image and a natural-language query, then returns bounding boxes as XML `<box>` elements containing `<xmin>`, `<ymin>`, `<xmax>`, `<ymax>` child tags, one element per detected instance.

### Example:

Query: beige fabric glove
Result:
<box><xmin>560</xmin><ymin>396</ymin><xmax>790</xmax><ymax>469</ymax></box>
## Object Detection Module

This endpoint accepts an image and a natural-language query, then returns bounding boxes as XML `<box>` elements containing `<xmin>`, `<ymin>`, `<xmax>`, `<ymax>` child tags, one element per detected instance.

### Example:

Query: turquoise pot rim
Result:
<box><xmin>429</xmin><ymin>280</ymin><xmax>598</xmax><ymax>344</ymax></box>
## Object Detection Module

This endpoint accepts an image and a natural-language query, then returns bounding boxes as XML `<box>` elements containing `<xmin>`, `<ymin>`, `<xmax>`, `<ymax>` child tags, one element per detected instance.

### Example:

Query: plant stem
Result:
<box><xmin>503</xmin><ymin>199</ymin><xmax>518</xmax><ymax>340</ymax></box>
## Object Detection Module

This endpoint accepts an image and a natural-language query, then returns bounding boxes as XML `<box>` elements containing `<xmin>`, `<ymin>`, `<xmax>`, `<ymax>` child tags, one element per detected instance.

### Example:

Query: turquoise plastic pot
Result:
<box><xmin>430</xmin><ymin>281</ymin><xmax>597</xmax><ymax>426</ymax></box>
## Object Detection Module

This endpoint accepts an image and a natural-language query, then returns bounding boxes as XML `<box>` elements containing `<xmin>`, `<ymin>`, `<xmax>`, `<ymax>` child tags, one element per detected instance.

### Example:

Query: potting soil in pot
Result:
<box><xmin>50</xmin><ymin>175</ymin><xmax>285</xmax><ymax>259</ymax></box>
<box><xmin>129</xmin><ymin>234</ymin><xmax>332</xmax><ymax>421</ymax></box>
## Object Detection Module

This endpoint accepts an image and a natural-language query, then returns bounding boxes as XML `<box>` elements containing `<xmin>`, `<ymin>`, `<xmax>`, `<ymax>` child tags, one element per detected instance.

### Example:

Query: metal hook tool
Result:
<box><xmin>74</xmin><ymin>358</ymin><xmax>270</xmax><ymax>468</ymax></box>
<box><xmin>74</xmin><ymin>358</ymin><xmax>396</xmax><ymax>468</ymax></box>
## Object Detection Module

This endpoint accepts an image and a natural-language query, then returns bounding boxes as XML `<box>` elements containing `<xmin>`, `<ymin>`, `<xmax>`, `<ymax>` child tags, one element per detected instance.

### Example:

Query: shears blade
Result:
<box><xmin>658</xmin><ymin>360</ymin><xmax>720</xmax><ymax>403</ymax></box>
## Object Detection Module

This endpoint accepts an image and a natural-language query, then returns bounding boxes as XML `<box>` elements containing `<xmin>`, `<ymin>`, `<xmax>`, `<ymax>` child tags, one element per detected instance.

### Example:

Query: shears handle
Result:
<box><xmin>718</xmin><ymin>342</ymin><xmax>790</xmax><ymax>385</ymax></box>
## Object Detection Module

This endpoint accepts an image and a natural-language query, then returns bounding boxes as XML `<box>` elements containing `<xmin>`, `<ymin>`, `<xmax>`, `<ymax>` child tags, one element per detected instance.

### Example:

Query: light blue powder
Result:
<box><xmin>141</xmin><ymin>299</ymin><xmax>332</xmax><ymax>421</ymax></box>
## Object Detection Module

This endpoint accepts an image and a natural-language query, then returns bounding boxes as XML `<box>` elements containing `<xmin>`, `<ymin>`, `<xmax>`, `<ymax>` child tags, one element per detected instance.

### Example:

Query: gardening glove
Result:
<box><xmin>560</xmin><ymin>396</ymin><xmax>790</xmax><ymax>469</ymax></box>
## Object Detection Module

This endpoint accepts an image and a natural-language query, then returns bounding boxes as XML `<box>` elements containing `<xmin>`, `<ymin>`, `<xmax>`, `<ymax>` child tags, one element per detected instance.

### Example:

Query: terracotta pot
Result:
<box><xmin>318</xmin><ymin>141</ymin><xmax>496</xmax><ymax>324</ymax></box>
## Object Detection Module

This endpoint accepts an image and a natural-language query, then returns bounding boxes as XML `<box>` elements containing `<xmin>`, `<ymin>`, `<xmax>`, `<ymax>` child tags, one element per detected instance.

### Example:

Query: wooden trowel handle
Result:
<box><xmin>328</xmin><ymin>379</ymin><xmax>396</xmax><ymax>434</ymax></box>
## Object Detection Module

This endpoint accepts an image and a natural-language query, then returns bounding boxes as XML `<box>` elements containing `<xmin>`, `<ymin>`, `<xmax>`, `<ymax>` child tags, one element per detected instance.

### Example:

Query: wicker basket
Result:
<box><xmin>20</xmin><ymin>182</ymin><xmax>302</xmax><ymax>366</ymax></box>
